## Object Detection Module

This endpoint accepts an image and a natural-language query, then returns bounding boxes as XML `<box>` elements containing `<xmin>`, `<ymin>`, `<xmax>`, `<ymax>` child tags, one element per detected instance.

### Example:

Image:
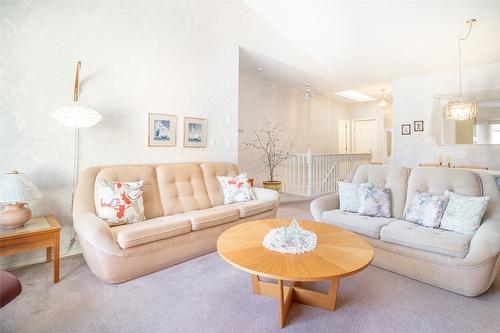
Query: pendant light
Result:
<box><xmin>378</xmin><ymin>89</ymin><xmax>387</xmax><ymax>108</ymax></box>
<box><xmin>446</xmin><ymin>19</ymin><xmax>477</xmax><ymax>121</ymax></box>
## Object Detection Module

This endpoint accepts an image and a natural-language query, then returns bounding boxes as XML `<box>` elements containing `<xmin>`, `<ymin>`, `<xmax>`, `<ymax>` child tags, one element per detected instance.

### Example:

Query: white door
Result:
<box><xmin>353</xmin><ymin>119</ymin><xmax>377</xmax><ymax>159</ymax></box>
<box><xmin>338</xmin><ymin>119</ymin><xmax>351</xmax><ymax>153</ymax></box>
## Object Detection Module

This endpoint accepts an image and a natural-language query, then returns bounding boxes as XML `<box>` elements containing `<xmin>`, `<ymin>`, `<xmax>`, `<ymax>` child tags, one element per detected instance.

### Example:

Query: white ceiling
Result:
<box><xmin>242</xmin><ymin>0</ymin><xmax>500</xmax><ymax>95</ymax></box>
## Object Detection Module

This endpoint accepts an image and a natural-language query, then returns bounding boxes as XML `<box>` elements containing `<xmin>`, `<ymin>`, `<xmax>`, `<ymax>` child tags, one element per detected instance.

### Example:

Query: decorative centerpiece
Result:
<box><xmin>262</xmin><ymin>219</ymin><xmax>317</xmax><ymax>254</ymax></box>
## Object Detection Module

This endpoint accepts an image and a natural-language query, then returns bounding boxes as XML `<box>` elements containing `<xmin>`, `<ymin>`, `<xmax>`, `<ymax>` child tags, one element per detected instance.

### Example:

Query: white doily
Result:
<box><xmin>262</xmin><ymin>219</ymin><xmax>317</xmax><ymax>254</ymax></box>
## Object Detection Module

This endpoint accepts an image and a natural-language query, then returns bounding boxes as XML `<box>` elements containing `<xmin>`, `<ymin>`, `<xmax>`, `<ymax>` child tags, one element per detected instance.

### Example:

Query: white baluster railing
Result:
<box><xmin>284</xmin><ymin>150</ymin><xmax>372</xmax><ymax>197</ymax></box>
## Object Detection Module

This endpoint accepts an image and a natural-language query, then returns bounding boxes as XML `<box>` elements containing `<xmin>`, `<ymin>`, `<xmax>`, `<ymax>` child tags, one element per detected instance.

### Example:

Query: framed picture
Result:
<box><xmin>414</xmin><ymin>120</ymin><xmax>424</xmax><ymax>132</ymax></box>
<box><xmin>184</xmin><ymin>117</ymin><xmax>207</xmax><ymax>147</ymax></box>
<box><xmin>148</xmin><ymin>113</ymin><xmax>177</xmax><ymax>147</ymax></box>
<box><xmin>401</xmin><ymin>124</ymin><xmax>411</xmax><ymax>135</ymax></box>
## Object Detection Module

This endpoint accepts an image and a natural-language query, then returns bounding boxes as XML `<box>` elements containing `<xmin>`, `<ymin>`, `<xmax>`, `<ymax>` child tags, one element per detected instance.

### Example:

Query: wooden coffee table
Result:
<box><xmin>217</xmin><ymin>219</ymin><xmax>373</xmax><ymax>328</ymax></box>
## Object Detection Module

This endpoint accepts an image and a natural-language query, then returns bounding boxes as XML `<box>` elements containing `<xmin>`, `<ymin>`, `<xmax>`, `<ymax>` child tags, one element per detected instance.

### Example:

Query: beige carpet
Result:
<box><xmin>1</xmin><ymin>201</ymin><xmax>499</xmax><ymax>333</ymax></box>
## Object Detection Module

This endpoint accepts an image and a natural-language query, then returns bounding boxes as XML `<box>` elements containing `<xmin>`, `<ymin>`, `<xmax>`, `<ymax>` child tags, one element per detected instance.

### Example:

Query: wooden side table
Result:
<box><xmin>0</xmin><ymin>215</ymin><xmax>61</xmax><ymax>283</ymax></box>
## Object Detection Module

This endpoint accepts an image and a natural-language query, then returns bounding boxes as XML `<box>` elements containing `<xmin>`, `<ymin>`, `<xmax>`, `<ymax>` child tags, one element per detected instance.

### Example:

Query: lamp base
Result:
<box><xmin>0</xmin><ymin>204</ymin><xmax>32</xmax><ymax>228</ymax></box>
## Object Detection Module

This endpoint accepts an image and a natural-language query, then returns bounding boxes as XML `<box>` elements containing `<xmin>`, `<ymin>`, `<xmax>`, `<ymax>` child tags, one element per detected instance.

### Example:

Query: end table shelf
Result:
<box><xmin>0</xmin><ymin>215</ymin><xmax>61</xmax><ymax>283</ymax></box>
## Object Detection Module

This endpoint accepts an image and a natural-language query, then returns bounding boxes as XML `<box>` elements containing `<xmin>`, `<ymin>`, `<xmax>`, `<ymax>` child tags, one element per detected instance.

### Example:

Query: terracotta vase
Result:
<box><xmin>262</xmin><ymin>181</ymin><xmax>281</xmax><ymax>192</ymax></box>
<box><xmin>0</xmin><ymin>204</ymin><xmax>32</xmax><ymax>228</ymax></box>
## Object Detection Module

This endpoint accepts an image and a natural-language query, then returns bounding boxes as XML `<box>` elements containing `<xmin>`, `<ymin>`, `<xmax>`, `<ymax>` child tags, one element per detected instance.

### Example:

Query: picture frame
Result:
<box><xmin>414</xmin><ymin>120</ymin><xmax>424</xmax><ymax>132</ymax></box>
<box><xmin>184</xmin><ymin>117</ymin><xmax>207</xmax><ymax>148</ymax></box>
<box><xmin>148</xmin><ymin>113</ymin><xmax>177</xmax><ymax>147</ymax></box>
<box><xmin>401</xmin><ymin>124</ymin><xmax>411</xmax><ymax>135</ymax></box>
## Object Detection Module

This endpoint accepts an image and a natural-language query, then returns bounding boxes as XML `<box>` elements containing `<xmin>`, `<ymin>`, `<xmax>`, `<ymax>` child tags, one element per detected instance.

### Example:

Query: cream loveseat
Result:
<box><xmin>310</xmin><ymin>165</ymin><xmax>500</xmax><ymax>296</ymax></box>
<box><xmin>73</xmin><ymin>162</ymin><xmax>279</xmax><ymax>283</ymax></box>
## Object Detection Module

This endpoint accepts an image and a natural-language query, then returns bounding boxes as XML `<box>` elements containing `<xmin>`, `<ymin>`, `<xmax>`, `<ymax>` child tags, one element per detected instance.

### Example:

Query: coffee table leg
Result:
<box><xmin>277</xmin><ymin>279</ymin><xmax>294</xmax><ymax>328</ymax></box>
<box><xmin>327</xmin><ymin>277</ymin><xmax>340</xmax><ymax>311</ymax></box>
<box><xmin>251</xmin><ymin>275</ymin><xmax>260</xmax><ymax>294</ymax></box>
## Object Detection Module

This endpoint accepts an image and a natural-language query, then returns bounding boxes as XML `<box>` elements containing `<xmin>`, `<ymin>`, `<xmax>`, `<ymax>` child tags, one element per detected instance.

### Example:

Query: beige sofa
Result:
<box><xmin>310</xmin><ymin>165</ymin><xmax>500</xmax><ymax>296</ymax></box>
<box><xmin>73</xmin><ymin>162</ymin><xmax>279</xmax><ymax>283</ymax></box>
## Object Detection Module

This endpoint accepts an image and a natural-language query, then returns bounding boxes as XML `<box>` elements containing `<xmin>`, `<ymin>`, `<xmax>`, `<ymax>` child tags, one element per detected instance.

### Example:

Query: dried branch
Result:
<box><xmin>244</xmin><ymin>119</ymin><xmax>294</xmax><ymax>181</ymax></box>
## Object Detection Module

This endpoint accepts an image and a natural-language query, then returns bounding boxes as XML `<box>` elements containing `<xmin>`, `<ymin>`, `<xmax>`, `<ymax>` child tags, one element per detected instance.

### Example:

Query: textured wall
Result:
<box><xmin>238</xmin><ymin>74</ymin><xmax>350</xmax><ymax>186</ymax></box>
<box><xmin>0</xmin><ymin>1</ymin><xmax>323</xmax><ymax>268</ymax></box>
<box><xmin>392</xmin><ymin>63</ymin><xmax>500</xmax><ymax>169</ymax></box>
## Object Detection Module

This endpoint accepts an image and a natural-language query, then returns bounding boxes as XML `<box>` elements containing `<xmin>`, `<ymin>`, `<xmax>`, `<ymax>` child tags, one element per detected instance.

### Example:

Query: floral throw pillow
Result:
<box><xmin>217</xmin><ymin>173</ymin><xmax>256</xmax><ymax>204</ymax></box>
<box><xmin>404</xmin><ymin>192</ymin><xmax>449</xmax><ymax>228</ymax></box>
<box><xmin>338</xmin><ymin>181</ymin><xmax>373</xmax><ymax>213</ymax></box>
<box><xmin>358</xmin><ymin>186</ymin><xmax>392</xmax><ymax>218</ymax></box>
<box><xmin>96</xmin><ymin>179</ymin><xmax>146</xmax><ymax>226</ymax></box>
<box><xmin>440</xmin><ymin>191</ymin><xmax>489</xmax><ymax>235</ymax></box>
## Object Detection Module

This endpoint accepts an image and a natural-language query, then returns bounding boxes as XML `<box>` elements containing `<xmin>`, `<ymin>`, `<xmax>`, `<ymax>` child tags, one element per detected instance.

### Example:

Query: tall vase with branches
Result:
<box><xmin>245</xmin><ymin>120</ymin><xmax>294</xmax><ymax>191</ymax></box>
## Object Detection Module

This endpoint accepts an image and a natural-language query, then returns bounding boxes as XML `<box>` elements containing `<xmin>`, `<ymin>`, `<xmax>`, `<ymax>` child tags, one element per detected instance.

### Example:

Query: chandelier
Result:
<box><xmin>446</xmin><ymin>19</ymin><xmax>477</xmax><ymax>121</ymax></box>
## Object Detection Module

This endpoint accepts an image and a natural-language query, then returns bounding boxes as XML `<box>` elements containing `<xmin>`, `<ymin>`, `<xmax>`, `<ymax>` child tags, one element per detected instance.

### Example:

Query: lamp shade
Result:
<box><xmin>52</xmin><ymin>104</ymin><xmax>102</xmax><ymax>128</ymax></box>
<box><xmin>0</xmin><ymin>171</ymin><xmax>41</xmax><ymax>204</ymax></box>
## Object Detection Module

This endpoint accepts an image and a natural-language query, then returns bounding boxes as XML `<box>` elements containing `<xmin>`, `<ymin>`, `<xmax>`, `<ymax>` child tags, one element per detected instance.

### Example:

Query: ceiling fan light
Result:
<box><xmin>378</xmin><ymin>99</ymin><xmax>387</xmax><ymax>108</ymax></box>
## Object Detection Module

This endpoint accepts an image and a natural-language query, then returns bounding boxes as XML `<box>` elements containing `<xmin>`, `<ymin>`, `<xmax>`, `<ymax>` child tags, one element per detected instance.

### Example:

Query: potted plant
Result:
<box><xmin>245</xmin><ymin>120</ymin><xmax>294</xmax><ymax>192</ymax></box>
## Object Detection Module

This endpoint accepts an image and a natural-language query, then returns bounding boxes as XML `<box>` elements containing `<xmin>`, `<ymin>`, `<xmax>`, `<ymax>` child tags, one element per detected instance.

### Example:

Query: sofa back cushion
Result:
<box><xmin>156</xmin><ymin>163</ymin><xmax>212</xmax><ymax>215</ymax></box>
<box><xmin>94</xmin><ymin>166</ymin><xmax>163</xmax><ymax>219</ymax></box>
<box><xmin>200</xmin><ymin>162</ymin><xmax>240</xmax><ymax>206</ymax></box>
<box><xmin>351</xmin><ymin>165</ymin><xmax>410</xmax><ymax>219</ymax></box>
<box><xmin>404</xmin><ymin>167</ymin><xmax>482</xmax><ymax>213</ymax></box>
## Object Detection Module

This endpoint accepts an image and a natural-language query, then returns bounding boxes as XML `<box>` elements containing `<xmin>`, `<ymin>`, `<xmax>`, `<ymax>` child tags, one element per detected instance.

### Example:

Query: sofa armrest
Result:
<box><xmin>74</xmin><ymin>212</ymin><xmax>122</xmax><ymax>256</ymax></box>
<box><xmin>464</xmin><ymin>202</ymin><xmax>500</xmax><ymax>264</ymax></box>
<box><xmin>253</xmin><ymin>187</ymin><xmax>280</xmax><ymax>206</ymax></box>
<box><xmin>310</xmin><ymin>193</ymin><xmax>339</xmax><ymax>222</ymax></box>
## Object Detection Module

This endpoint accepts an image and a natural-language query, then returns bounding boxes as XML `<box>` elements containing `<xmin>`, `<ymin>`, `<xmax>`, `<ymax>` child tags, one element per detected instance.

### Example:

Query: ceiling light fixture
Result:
<box><xmin>255</xmin><ymin>66</ymin><xmax>263</xmax><ymax>72</ymax></box>
<box><xmin>446</xmin><ymin>19</ymin><xmax>477</xmax><ymax>121</ymax></box>
<box><xmin>378</xmin><ymin>89</ymin><xmax>387</xmax><ymax>108</ymax></box>
<box><xmin>304</xmin><ymin>83</ymin><xmax>312</xmax><ymax>100</ymax></box>
<box><xmin>334</xmin><ymin>90</ymin><xmax>375</xmax><ymax>102</ymax></box>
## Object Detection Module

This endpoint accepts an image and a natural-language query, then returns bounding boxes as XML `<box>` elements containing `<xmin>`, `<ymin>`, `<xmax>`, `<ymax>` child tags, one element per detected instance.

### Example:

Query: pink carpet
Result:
<box><xmin>1</xmin><ymin>201</ymin><xmax>499</xmax><ymax>332</ymax></box>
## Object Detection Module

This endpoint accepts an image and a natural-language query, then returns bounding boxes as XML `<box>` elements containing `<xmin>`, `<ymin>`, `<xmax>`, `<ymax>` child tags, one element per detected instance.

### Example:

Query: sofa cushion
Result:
<box><xmin>185</xmin><ymin>206</ymin><xmax>240</xmax><ymax>230</ymax></box>
<box><xmin>217</xmin><ymin>173</ymin><xmax>255</xmax><ymax>204</ymax></box>
<box><xmin>358</xmin><ymin>186</ymin><xmax>392</xmax><ymax>218</ymax></box>
<box><xmin>111</xmin><ymin>215</ymin><xmax>192</xmax><ymax>249</ymax></box>
<box><xmin>96</xmin><ymin>179</ymin><xmax>146</xmax><ymax>226</ymax></box>
<box><xmin>227</xmin><ymin>199</ymin><xmax>275</xmax><ymax>218</ymax></box>
<box><xmin>95</xmin><ymin>166</ymin><xmax>163</xmax><ymax>219</ymax></box>
<box><xmin>440</xmin><ymin>191</ymin><xmax>489</xmax><ymax>236</ymax></box>
<box><xmin>351</xmin><ymin>165</ymin><xmax>410</xmax><ymax>219</ymax></box>
<box><xmin>200</xmin><ymin>162</ymin><xmax>240</xmax><ymax>207</ymax></box>
<box><xmin>338</xmin><ymin>181</ymin><xmax>372</xmax><ymax>212</ymax></box>
<box><xmin>380</xmin><ymin>220</ymin><xmax>472</xmax><ymax>258</ymax></box>
<box><xmin>322</xmin><ymin>209</ymin><xmax>396</xmax><ymax>239</ymax></box>
<box><xmin>404</xmin><ymin>167</ymin><xmax>482</xmax><ymax>213</ymax></box>
<box><xmin>156</xmin><ymin>163</ymin><xmax>212</xmax><ymax>215</ymax></box>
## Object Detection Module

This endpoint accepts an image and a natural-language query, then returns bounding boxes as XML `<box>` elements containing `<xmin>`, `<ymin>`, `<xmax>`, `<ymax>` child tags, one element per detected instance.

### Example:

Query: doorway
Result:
<box><xmin>353</xmin><ymin>119</ymin><xmax>377</xmax><ymax>159</ymax></box>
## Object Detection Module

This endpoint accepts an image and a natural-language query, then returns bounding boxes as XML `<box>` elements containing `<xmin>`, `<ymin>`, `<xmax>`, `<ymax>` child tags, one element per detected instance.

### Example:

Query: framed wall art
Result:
<box><xmin>401</xmin><ymin>124</ymin><xmax>411</xmax><ymax>135</ymax></box>
<box><xmin>184</xmin><ymin>117</ymin><xmax>207</xmax><ymax>147</ymax></box>
<box><xmin>148</xmin><ymin>113</ymin><xmax>177</xmax><ymax>147</ymax></box>
<box><xmin>414</xmin><ymin>120</ymin><xmax>424</xmax><ymax>132</ymax></box>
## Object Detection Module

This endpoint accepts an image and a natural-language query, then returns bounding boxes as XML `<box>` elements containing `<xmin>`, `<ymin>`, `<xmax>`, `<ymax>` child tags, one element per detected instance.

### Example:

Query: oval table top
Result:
<box><xmin>217</xmin><ymin>219</ymin><xmax>374</xmax><ymax>282</ymax></box>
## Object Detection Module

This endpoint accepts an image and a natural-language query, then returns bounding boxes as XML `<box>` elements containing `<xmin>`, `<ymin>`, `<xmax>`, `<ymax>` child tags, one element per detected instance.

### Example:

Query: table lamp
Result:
<box><xmin>0</xmin><ymin>171</ymin><xmax>41</xmax><ymax>228</ymax></box>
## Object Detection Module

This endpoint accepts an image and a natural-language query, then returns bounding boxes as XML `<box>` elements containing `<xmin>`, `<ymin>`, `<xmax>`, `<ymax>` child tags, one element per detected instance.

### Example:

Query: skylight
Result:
<box><xmin>334</xmin><ymin>90</ymin><xmax>376</xmax><ymax>102</ymax></box>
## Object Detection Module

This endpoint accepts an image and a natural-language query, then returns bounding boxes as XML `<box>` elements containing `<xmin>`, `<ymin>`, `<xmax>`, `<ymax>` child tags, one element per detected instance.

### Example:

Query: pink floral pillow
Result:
<box><xmin>217</xmin><ymin>173</ymin><xmax>256</xmax><ymax>204</ymax></box>
<box><xmin>96</xmin><ymin>179</ymin><xmax>145</xmax><ymax>226</ymax></box>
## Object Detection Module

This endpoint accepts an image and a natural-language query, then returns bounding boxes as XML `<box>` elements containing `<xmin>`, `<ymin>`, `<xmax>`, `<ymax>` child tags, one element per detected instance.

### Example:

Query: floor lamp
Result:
<box><xmin>52</xmin><ymin>61</ymin><xmax>102</xmax><ymax>248</ymax></box>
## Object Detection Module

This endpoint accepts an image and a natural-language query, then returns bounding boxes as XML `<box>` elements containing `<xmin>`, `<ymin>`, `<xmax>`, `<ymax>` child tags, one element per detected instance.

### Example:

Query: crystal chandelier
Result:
<box><xmin>446</xmin><ymin>19</ymin><xmax>477</xmax><ymax>121</ymax></box>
